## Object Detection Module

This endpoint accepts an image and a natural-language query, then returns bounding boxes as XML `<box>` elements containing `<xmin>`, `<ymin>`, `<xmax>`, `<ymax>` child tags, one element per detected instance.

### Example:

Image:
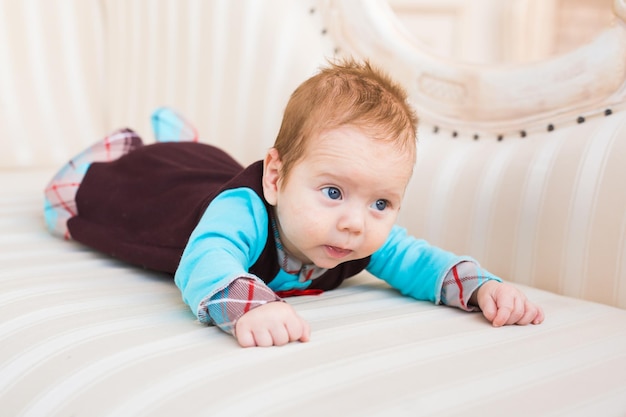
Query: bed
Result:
<box><xmin>2</xmin><ymin>1</ymin><xmax>626</xmax><ymax>416</ymax></box>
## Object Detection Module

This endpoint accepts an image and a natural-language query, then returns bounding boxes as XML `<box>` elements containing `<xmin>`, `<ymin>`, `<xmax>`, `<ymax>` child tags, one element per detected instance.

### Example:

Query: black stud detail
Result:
<box><xmin>452</xmin><ymin>131</ymin><xmax>458</xmax><ymax>138</ymax></box>
<box><xmin>321</xmin><ymin>28</ymin><xmax>327</xmax><ymax>35</ymax></box>
<box><xmin>577</xmin><ymin>116</ymin><xmax>585</xmax><ymax>124</ymax></box>
<box><xmin>605</xmin><ymin>108</ymin><xmax>613</xmax><ymax>116</ymax></box>
<box><xmin>433</xmin><ymin>126</ymin><xmax>439</xmax><ymax>134</ymax></box>
<box><xmin>473</xmin><ymin>134</ymin><xmax>479</xmax><ymax>140</ymax></box>
<box><xmin>547</xmin><ymin>124</ymin><xmax>554</xmax><ymax>132</ymax></box>
<box><xmin>520</xmin><ymin>130</ymin><xmax>527</xmax><ymax>138</ymax></box>
<box><xmin>497</xmin><ymin>134</ymin><xmax>503</xmax><ymax>141</ymax></box>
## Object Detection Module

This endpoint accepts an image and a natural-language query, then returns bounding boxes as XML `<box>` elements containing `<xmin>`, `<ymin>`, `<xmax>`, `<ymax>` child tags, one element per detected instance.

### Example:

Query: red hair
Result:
<box><xmin>273</xmin><ymin>58</ymin><xmax>418</xmax><ymax>180</ymax></box>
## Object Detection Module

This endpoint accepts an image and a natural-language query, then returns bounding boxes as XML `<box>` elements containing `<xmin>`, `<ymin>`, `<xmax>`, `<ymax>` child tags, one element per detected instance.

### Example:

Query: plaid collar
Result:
<box><xmin>270</xmin><ymin>216</ymin><xmax>327</xmax><ymax>282</ymax></box>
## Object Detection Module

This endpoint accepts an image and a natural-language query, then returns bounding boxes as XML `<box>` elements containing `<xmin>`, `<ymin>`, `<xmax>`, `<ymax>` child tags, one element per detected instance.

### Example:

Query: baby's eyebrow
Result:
<box><xmin>381</xmin><ymin>192</ymin><xmax>403</xmax><ymax>204</ymax></box>
<box><xmin>311</xmin><ymin>172</ymin><xmax>342</xmax><ymax>183</ymax></box>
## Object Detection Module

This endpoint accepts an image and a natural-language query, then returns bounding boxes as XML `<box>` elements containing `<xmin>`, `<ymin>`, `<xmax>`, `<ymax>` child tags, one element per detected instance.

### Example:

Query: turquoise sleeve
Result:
<box><xmin>367</xmin><ymin>225</ymin><xmax>474</xmax><ymax>304</ymax></box>
<box><xmin>174</xmin><ymin>188</ymin><xmax>269</xmax><ymax>318</ymax></box>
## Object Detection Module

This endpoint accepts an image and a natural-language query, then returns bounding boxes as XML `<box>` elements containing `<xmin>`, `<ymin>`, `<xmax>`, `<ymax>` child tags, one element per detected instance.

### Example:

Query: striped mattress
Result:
<box><xmin>2</xmin><ymin>169</ymin><xmax>626</xmax><ymax>417</ymax></box>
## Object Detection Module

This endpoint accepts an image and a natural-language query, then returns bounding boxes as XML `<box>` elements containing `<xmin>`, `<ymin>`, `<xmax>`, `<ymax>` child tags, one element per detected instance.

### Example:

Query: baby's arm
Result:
<box><xmin>206</xmin><ymin>277</ymin><xmax>310</xmax><ymax>347</ymax></box>
<box><xmin>368</xmin><ymin>226</ymin><xmax>544</xmax><ymax>326</ymax></box>
<box><xmin>177</xmin><ymin>188</ymin><xmax>311</xmax><ymax>347</ymax></box>
<box><xmin>471</xmin><ymin>280</ymin><xmax>544</xmax><ymax>326</ymax></box>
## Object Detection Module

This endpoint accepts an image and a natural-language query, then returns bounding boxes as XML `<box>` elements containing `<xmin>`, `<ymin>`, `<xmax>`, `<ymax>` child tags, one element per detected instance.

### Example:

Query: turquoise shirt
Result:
<box><xmin>175</xmin><ymin>187</ymin><xmax>479</xmax><ymax>318</ymax></box>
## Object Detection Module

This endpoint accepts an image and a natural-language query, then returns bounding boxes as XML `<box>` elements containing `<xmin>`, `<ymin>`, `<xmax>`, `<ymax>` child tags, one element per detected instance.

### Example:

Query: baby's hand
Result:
<box><xmin>234</xmin><ymin>302</ymin><xmax>310</xmax><ymax>347</ymax></box>
<box><xmin>474</xmin><ymin>281</ymin><xmax>545</xmax><ymax>327</ymax></box>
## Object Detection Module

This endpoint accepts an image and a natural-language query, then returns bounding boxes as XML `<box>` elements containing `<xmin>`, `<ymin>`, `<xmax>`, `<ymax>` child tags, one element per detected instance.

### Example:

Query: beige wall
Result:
<box><xmin>0</xmin><ymin>0</ymin><xmax>336</xmax><ymax>169</ymax></box>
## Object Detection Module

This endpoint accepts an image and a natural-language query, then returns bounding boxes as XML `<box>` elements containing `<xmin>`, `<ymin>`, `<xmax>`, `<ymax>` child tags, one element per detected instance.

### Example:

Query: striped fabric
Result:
<box><xmin>324</xmin><ymin>0</ymin><xmax>626</xmax><ymax>309</ymax></box>
<box><xmin>102</xmin><ymin>0</ymin><xmax>337</xmax><ymax>166</ymax></box>
<box><xmin>0</xmin><ymin>0</ymin><xmax>335</xmax><ymax>169</ymax></box>
<box><xmin>2</xmin><ymin>171</ymin><xmax>626</xmax><ymax>416</ymax></box>
<box><xmin>0</xmin><ymin>0</ymin><xmax>106</xmax><ymax>168</ymax></box>
<box><xmin>399</xmin><ymin>108</ymin><xmax>626</xmax><ymax>309</ymax></box>
<box><xmin>2</xmin><ymin>1</ymin><xmax>626</xmax><ymax>414</ymax></box>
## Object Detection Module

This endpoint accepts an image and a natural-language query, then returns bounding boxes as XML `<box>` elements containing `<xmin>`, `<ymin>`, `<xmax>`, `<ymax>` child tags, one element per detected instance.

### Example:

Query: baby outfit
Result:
<box><xmin>44</xmin><ymin>108</ymin><xmax>499</xmax><ymax>335</ymax></box>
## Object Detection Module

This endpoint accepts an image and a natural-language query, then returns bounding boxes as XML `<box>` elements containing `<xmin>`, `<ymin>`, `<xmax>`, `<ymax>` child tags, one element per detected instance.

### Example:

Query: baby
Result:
<box><xmin>44</xmin><ymin>59</ymin><xmax>544</xmax><ymax>347</ymax></box>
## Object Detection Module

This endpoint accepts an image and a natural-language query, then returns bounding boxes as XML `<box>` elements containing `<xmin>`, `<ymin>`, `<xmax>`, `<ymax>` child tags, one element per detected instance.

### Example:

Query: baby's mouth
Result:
<box><xmin>324</xmin><ymin>245</ymin><xmax>353</xmax><ymax>259</ymax></box>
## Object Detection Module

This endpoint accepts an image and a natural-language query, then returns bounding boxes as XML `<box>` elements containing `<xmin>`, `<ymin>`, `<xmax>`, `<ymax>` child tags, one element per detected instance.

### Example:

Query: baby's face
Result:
<box><xmin>268</xmin><ymin>126</ymin><xmax>414</xmax><ymax>269</ymax></box>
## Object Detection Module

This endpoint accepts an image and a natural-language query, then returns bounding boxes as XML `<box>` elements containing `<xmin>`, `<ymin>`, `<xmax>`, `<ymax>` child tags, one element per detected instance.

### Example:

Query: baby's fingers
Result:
<box><xmin>528</xmin><ymin>301</ymin><xmax>545</xmax><ymax>325</ymax></box>
<box><xmin>495</xmin><ymin>298</ymin><xmax>545</xmax><ymax>327</ymax></box>
<box><xmin>512</xmin><ymin>300</ymin><xmax>541</xmax><ymax>325</ymax></box>
<box><xmin>480</xmin><ymin>296</ymin><xmax>498</xmax><ymax>323</ymax></box>
<box><xmin>253</xmin><ymin>328</ymin><xmax>278</xmax><ymax>347</ymax></box>
<box><xmin>492</xmin><ymin>305</ymin><xmax>512</xmax><ymax>327</ymax></box>
<box><xmin>285</xmin><ymin>315</ymin><xmax>311</xmax><ymax>343</ymax></box>
<box><xmin>236</xmin><ymin>328</ymin><xmax>258</xmax><ymax>348</ymax></box>
<box><xmin>298</xmin><ymin>318</ymin><xmax>311</xmax><ymax>342</ymax></box>
<box><xmin>491</xmin><ymin>295</ymin><xmax>518</xmax><ymax>327</ymax></box>
<box><xmin>533</xmin><ymin>306</ymin><xmax>545</xmax><ymax>324</ymax></box>
<box><xmin>238</xmin><ymin>326</ymin><xmax>288</xmax><ymax>347</ymax></box>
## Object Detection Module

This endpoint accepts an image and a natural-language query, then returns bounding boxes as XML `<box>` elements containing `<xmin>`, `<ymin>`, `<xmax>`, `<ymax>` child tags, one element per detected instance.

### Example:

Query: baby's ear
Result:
<box><xmin>262</xmin><ymin>148</ymin><xmax>282</xmax><ymax>206</ymax></box>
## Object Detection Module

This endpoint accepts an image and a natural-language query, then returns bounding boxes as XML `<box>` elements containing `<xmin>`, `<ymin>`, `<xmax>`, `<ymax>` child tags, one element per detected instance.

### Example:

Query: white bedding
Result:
<box><xmin>2</xmin><ymin>170</ymin><xmax>626</xmax><ymax>417</ymax></box>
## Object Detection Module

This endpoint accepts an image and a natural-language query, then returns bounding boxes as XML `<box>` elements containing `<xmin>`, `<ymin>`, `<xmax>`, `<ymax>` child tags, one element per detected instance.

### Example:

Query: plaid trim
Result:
<box><xmin>151</xmin><ymin>107</ymin><xmax>199</xmax><ymax>142</ymax></box>
<box><xmin>43</xmin><ymin>129</ymin><xmax>143</xmax><ymax>239</ymax></box>
<box><xmin>271</xmin><ymin>217</ymin><xmax>327</xmax><ymax>282</ymax></box>
<box><xmin>441</xmin><ymin>261</ymin><xmax>499</xmax><ymax>311</ymax></box>
<box><xmin>203</xmin><ymin>277</ymin><xmax>282</xmax><ymax>335</ymax></box>
<box><xmin>201</xmin><ymin>217</ymin><xmax>328</xmax><ymax>337</ymax></box>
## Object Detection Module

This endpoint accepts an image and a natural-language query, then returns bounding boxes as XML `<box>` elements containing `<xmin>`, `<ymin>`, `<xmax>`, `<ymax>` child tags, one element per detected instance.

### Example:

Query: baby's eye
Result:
<box><xmin>321</xmin><ymin>187</ymin><xmax>342</xmax><ymax>200</ymax></box>
<box><xmin>371</xmin><ymin>199</ymin><xmax>388</xmax><ymax>211</ymax></box>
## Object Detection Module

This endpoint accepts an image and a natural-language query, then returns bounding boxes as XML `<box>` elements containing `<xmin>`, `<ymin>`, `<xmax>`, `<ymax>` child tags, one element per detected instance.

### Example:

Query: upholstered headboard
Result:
<box><xmin>324</xmin><ymin>0</ymin><xmax>626</xmax><ymax>308</ymax></box>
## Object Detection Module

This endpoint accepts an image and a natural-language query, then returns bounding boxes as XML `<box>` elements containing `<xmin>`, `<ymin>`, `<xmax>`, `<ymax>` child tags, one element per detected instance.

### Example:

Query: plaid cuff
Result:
<box><xmin>43</xmin><ymin>128</ymin><xmax>142</xmax><ymax>239</ymax></box>
<box><xmin>203</xmin><ymin>277</ymin><xmax>282</xmax><ymax>335</ymax></box>
<box><xmin>440</xmin><ymin>261</ymin><xmax>501</xmax><ymax>311</ymax></box>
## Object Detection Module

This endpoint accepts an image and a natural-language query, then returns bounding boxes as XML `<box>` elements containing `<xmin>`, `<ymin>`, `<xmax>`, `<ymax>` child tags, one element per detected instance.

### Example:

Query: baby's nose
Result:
<box><xmin>337</xmin><ymin>208</ymin><xmax>364</xmax><ymax>234</ymax></box>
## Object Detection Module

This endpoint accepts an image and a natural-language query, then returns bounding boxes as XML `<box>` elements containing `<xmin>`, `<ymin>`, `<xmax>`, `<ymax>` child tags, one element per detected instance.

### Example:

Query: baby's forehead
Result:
<box><xmin>301</xmin><ymin>127</ymin><xmax>414</xmax><ymax>182</ymax></box>
<box><xmin>306</xmin><ymin>126</ymin><xmax>414</xmax><ymax>161</ymax></box>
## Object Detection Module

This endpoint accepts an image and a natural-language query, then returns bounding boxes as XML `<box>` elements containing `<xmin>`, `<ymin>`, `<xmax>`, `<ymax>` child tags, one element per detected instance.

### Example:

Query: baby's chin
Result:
<box><xmin>310</xmin><ymin>255</ymin><xmax>355</xmax><ymax>270</ymax></box>
<box><xmin>304</xmin><ymin>253</ymin><xmax>340</xmax><ymax>270</ymax></box>
<box><xmin>312</xmin><ymin>260</ymin><xmax>341</xmax><ymax>270</ymax></box>
<box><xmin>302</xmin><ymin>247</ymin><xmax>367</xmax><ymax>270</ymax></box>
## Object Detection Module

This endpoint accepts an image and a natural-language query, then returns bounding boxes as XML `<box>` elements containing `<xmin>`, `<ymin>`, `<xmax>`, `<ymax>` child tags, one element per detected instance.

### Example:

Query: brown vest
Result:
<box><xmin>68</xmin><ymin>142</ymin><xmax>370</xmax><ymax>290</ymax></box>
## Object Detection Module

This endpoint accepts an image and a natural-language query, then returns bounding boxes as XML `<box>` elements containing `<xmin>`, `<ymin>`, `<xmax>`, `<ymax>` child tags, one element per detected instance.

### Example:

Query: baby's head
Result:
<box><xmin>273</xmin><ymin>58</ymin><xmax>418</xmax><ymax>182</ymax></box>
<box><xmin>263</xmin><ymin>59</ymin><xmax>419</xmax><ymax>268</ymax></box>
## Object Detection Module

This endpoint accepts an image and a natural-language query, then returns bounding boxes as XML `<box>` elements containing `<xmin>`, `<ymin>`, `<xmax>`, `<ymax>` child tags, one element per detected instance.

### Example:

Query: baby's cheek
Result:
<box><xmin>369</xmin><ymin>222</ymin><xmax>395</xmax><ymax>252</ymax></box>
<box><xmin>284</xmin><ymin>202</ymin><xmax>318</xmax><ymax>230</ymax></box>
<box><xmin>362</xmin><ymin>231</ymin><xmax>388</xmax><ymax>256</ymax></box>
<box><xmin>299</xmin><ymin>207</ymin><xmax>327</xmax><ymax>230</ymax></box>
